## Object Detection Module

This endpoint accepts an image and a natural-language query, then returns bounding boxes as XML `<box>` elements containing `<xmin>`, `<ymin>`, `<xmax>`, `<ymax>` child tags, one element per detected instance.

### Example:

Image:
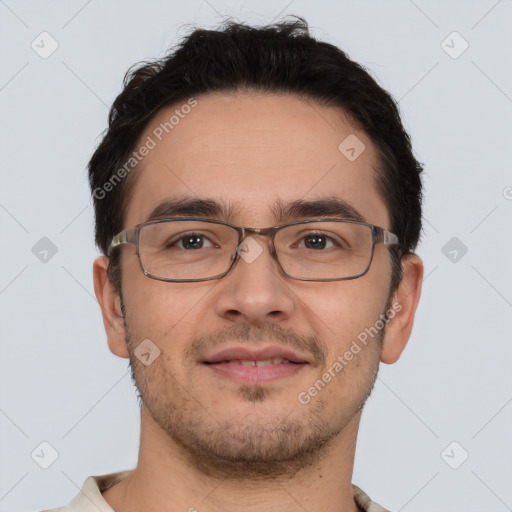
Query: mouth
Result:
<box><xmin>202</xmin><ymin>347</ymin><xmax>309</xmax><ymax>384</ymax></box>
<box><xmin>208</xmin><ymin>357</ymin><xmax>298</xmax><ymax>366</ymax></box>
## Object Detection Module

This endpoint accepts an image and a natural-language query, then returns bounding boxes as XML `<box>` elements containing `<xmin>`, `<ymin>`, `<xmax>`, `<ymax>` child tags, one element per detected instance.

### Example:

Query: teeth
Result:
<box><xmin>239</xmin><ymin>360</ymin><xmax>257</xmax><ymax>367</ymax></box>
<box><xmin>236</xmin><ymin>358</ymin><xmax>289</xmax><ymax>366</ymax></box>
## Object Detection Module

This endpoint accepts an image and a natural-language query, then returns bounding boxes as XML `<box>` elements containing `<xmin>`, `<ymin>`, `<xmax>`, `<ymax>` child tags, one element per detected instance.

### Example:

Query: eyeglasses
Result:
<box><xmin>108</xmin><ymin>218</ymin><xmax>401</xmax><ymax>282</ymax></box>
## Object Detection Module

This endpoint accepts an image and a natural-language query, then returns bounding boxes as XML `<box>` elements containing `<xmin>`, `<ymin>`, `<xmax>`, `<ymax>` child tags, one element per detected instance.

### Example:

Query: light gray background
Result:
<box><xmin>1</xmin><ymin>1</ymin><xmax>511</xmax><ymax>511</ymax></box>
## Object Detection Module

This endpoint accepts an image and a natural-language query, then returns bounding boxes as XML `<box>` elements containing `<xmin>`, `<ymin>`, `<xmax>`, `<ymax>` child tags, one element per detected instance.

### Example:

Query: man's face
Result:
<box><xmin>117</xmin><ymin>92</ymin><xmax>396</xmax><ymax>477</ymax></box>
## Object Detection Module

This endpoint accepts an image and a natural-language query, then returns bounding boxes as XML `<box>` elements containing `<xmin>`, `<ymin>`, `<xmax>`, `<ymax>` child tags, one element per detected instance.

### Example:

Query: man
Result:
<box><xmin>46</xmin><ymin>16</ymin><xmax>424</xmax><ymax>512</ymax></box>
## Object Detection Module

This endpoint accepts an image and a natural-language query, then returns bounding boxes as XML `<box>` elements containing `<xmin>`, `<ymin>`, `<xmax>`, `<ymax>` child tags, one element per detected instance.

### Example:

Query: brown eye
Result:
<box><xmin>298</xmin><ymin>233</ymin><xmax>338</xmax><ymax>250</ymax></box>
<box><xmin>168</xmin><ymin>233</ymin><xmax>215</xmax><ymax>249</ymax></box>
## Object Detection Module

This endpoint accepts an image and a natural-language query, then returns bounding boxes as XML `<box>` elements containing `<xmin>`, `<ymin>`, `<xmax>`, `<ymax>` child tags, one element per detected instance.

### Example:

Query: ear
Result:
<box><xmin>380</xmin><ymin>253</ymin><xmax>424</xmax><ymax>364</ymax></box>
<box><xmin>93</xmin><ymin>255</ymin><xmax>129</xmax><ymax>359</ymax></box>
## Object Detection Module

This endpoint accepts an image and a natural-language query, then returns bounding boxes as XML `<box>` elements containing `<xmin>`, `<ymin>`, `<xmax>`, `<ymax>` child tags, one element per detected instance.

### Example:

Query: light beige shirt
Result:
<box><xmin>42</xmin><ymin>471</ymin><xmax>390</xmax><ymax>512</ymax></box>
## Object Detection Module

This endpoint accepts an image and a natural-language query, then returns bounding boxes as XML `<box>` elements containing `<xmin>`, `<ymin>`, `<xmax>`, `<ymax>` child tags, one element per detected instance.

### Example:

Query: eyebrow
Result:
<box><xmin>144</xmin><ymin>196</ymin><xmax>366</xmax><ymax>225</ymax></box>
<box><xmin>273</xmin><ymin>197</ymin><xmax>365</xmax><ymax>224</ymax></box>
<box><xmin>144</xmin><ymin>196</ymin><xmax>237</xmax><ymax>223</ymax></box>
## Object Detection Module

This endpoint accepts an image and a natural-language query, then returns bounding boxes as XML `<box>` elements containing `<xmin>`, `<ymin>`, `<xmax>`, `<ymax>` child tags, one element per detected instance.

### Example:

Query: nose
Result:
<box><xmin>213</xmin><ymin>235</ymin><xmax>296</xmax><ymax>325</ymax></box>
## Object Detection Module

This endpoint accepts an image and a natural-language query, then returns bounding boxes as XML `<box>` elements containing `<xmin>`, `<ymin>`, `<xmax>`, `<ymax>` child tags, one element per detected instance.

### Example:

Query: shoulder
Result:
<box><xmin>40</xmin><ymin>470</ymin><xmax>133</xmax><ymax>512</ymax></box>
<box><xmin>352</xmin><ymin>484</ymin><xmax>391</xmax><ymax>512</ymax></box>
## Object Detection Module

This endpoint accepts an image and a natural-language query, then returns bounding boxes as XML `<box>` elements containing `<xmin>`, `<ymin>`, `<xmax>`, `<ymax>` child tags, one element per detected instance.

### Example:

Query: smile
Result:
<box><xmin>208</xmin><ymin>358</ymin><xmax>296</xmax><ymax>366</ymax></box>
<box><xmin>204</xmin><ymin>358</ymin><xmax>307</xmax><ymax>384</ymax></box>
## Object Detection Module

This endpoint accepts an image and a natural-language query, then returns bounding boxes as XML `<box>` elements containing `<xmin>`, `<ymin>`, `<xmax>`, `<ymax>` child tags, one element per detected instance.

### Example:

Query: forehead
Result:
<box><xmin>124</xmin><ymin>92</ymin><xmax>389</xmax><ymax>229</ymax></box>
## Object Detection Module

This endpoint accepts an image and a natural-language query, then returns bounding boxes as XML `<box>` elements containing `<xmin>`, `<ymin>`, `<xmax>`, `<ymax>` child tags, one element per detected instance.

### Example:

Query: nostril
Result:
<box><xmin>224</xmin><ymin>309</ymin><xmax>247</xmax><ymax>321</ymax></box>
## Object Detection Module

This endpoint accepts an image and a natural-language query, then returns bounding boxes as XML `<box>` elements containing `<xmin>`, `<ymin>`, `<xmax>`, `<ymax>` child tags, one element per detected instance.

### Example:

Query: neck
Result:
<box><xmin>102</xmin><ymin>406</ymin><xmax>361</xmax><ymax>512</ymax></box>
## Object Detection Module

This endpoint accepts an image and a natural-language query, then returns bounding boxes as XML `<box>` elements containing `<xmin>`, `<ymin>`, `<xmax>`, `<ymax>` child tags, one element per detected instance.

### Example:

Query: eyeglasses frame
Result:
<box><xmin>108</xmin><ymin>217</ymin><xmax>401</xmax><ymax>283</ymax></box>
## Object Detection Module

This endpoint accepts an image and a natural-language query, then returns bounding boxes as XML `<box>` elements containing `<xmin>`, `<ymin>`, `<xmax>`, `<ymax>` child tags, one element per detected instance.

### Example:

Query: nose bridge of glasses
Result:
<box><xmin>236</xmin><ymin>226</ymin><xmax>278</xmax><ymax>259</ymax></box>
<box><xmin>242</xmin><ymin>226</ymin><xmax>273</xmax><ymax>236</ymax></box>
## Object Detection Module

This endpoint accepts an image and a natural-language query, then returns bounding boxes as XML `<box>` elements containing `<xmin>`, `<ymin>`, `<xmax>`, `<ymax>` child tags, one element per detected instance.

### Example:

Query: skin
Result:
<box><xmin>93</xmin><ymin>91</ymin><xmax>423</xmax><ymax>512</ymax></box>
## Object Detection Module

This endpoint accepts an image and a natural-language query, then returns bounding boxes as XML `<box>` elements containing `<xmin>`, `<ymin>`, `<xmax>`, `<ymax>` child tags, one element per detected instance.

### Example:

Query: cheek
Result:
<box><xmin>301</xmin><ymin>278</ymin><xmax>389</xmax><ymax>353</ymax></box>
<box><xmin>123</xmin><ymin>272</ymin><xmax>212</xmax><ymax>348</ymax></box>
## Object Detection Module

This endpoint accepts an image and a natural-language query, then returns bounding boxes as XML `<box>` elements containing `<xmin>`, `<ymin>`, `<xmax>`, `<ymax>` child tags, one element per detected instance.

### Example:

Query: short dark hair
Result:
<box><xmin>88</xmin><ymin>16</ymin><xmax>423</xmax><ymax>295</ymax></box>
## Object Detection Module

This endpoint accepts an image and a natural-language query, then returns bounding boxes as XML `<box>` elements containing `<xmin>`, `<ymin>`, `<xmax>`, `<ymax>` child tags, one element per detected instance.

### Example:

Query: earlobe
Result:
<box><xmin>380</xmin><ymin>253</ymin><xmax>424</xmax><ymax>364</ymax></box>
<box><xmin>93</xmin><ymin>255</ymin><xmax>129</xmax><ymax>359</ymax></box>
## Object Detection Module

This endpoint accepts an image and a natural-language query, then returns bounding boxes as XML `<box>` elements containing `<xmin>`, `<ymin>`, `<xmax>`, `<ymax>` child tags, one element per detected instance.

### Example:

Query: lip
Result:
<box><xmin>205</xmin><ymin>361</ymin><xmax>305</xmax><ymax>384</ymax></box>
<box><xmin>202</xmin><ymin>346</ymin><xmax>310</xmax><ymax>385</ymax></box>
<box><xmin>202</xmin><ymin>346</ymin><xmax>310</xmax><ymax>364</ymax></box>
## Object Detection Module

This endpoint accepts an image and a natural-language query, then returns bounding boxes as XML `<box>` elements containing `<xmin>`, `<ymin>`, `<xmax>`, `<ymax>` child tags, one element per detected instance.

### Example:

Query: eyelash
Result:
<box><xmin>167</xmin><ymin>231</ymin><xmax>343</xmax><ymax>250</ymax></box>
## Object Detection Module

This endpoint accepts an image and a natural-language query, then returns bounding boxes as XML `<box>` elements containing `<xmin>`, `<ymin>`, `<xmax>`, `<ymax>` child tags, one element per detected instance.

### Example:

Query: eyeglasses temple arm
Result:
<box><xmin>380</xmin><ymin>229</ymin><xmax>400</xmax><ymax>246</ymax></box>
<box><xmin>108</xmin><ymin>230</ymin><xmax>131</xmax><ymax>255</ymax></box>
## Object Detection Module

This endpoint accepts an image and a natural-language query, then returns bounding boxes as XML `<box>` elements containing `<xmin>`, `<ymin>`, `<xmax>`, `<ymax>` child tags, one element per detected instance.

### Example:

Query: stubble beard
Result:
<box><xmin>121</xmin><ymin>301</ymin><xmax>384</xmax><ymax>480</ymax></box>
